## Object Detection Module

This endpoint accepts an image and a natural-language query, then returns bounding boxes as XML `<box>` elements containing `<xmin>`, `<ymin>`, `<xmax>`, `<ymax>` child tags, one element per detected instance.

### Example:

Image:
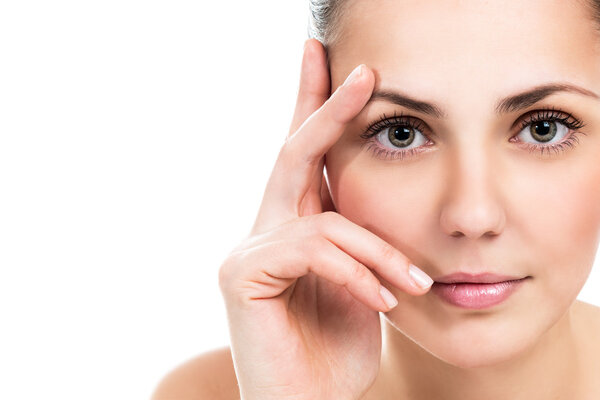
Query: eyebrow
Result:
<box><xmin>368</xmin><ymin>83</ymin><xmax>600</xmax><ymax>118</ymax></box>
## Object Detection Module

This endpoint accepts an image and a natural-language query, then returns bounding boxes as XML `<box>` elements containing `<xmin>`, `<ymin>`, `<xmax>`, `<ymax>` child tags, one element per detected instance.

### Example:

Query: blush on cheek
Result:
<box><xmin>550</xmin><ymin>166</ymin><xmax>600</xmax><ymax>262</ymax></box>
<box><xmin>335</xmin><ymin>178</ymin><xmax>385</xmax><ymax>231</ymax></box>
<box><xmin>581</xmin><ymin>178</ymin><xmax>600</xmax><ymax>249</ymax></box>
<box><xmin>562</xmin><ymin>178</ymin><xmax>600</xmax><ymax>283</ymax></box>
<box><xmin>331</xmin><ymin>164</ymin><xmax>431</xmax><ymax>251</ymax></box>
<box><xmin>517</xmin><ymin>166</ymin><xmax>600</xmax><ymax>300</ymax></box>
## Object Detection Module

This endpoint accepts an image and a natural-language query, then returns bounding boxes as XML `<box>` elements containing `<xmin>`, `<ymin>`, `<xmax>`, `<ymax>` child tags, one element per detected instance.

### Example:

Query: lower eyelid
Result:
<box><xmin>360</xmin><ymin>109</ymin><xmax>587</xmax><ymax>161</ymax></box>
<box><xmin>363</xmin><ymin>128</ymin><xmax>583</xmax><ymax>161</ymax></box>
<box><xmin>361</xmin><ymin>134</ymin><xmax>434</xmax><ymax>161</ymax></box>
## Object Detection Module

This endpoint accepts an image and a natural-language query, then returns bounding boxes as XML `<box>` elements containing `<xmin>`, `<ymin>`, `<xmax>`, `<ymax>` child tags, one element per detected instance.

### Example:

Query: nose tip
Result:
<box><xmin>441</xmin><ymin>202</ymin><xmax>505</xmax><ymax>239</ymax></box>
<box><xmin>437</xmin><ymin>148</ymin><xmax>507</xmax><ymax>239</ymax></box>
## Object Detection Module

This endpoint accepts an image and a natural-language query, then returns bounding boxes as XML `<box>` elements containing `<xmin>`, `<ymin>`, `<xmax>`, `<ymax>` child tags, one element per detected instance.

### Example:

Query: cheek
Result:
<box><xmin>514</xmin><ymin>161</ymin><xmax>600</xmax><ymax>305</ymax></box>
<box><xmin>326</xmin><ymin>138</ymin><xmax>600</xmax><ymax>291</ymax></box>
<box><xmin>326</xmin><ymin>152</ymin><xmax>430</xmax><ymax>255</ymax></box>
<box><xmin>325</xmin><ymin>134</ymin><xmax>600</xmax><ymax>367</ymax></box>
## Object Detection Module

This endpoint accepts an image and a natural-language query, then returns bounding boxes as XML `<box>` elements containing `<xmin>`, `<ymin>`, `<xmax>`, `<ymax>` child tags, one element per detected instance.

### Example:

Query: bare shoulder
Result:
<box><xmin>151</xmin><ymin>346</ymin><xmax>240</xmax><ymax>400</ymax></box>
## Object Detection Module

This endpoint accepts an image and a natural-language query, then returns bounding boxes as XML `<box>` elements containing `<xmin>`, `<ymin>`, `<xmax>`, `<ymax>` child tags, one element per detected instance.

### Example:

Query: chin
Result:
<box><xmin>419</xmin><ymin>324</ymin><xmax>544</xmax><ymax>369</ymax></box>
<box><xmin>431</xmin><ymin>341</ymin><xmax>530</xmax><ymax>369</ymax></box>
<box><xmin>386</xmin><ymin>306</ymin><xmax>547</xmax><ymax>370</ymax></box>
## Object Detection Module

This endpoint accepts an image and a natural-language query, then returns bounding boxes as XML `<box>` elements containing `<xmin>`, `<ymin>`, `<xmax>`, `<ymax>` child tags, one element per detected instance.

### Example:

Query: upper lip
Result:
<box><xmin>433</xmin><ymin>272</ymin><xmax>528</xmax><ymax>284</ymax></box>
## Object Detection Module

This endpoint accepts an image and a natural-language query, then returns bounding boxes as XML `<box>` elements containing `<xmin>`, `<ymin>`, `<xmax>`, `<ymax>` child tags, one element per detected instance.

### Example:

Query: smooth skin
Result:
<box><xmin>214</xmin><ymin>56</ymin><xmax>433</xmax><ymax>399</ymax></box>
<box><xmin>152</xmin><ymin>1</ymin><xmax>600</xmax><ymax>399</ymax></box>
<box><xmin>322</xmin><ymin>1</ymin><xmax>600</xmax><ymax>399</ymax></box>
<box><xmin>152</xmin><ymin>41</ymin><xmax>432</xmax><ymax>400</ymax></box>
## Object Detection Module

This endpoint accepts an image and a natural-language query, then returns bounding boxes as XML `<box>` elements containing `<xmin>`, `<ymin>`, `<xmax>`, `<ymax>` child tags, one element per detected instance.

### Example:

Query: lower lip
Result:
<box><xmin>431</xmin><ymin>278</ymin><xmax>529</xmax><ymax>309</ymax></box>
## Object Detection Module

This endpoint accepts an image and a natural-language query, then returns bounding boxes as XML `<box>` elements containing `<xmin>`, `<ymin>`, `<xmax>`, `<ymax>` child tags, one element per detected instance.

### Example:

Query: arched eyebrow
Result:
<box><xmin>367</xmin><ymin>83</ymin><xmax>600</xmax><ymax>119</ymax></box>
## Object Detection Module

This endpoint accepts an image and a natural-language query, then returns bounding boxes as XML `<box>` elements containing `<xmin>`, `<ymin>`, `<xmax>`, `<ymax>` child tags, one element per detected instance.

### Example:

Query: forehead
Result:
<box><xmin>330</xmin><ymin>0</ymin><xmax>600</xmax><ymax>109</ymax></box>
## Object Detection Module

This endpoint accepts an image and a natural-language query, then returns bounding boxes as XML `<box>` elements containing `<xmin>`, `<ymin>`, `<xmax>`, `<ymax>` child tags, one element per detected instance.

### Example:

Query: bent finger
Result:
<box><xmin>225</xmin><ymin>235</ymin><xmax>396</xmax><ymax>312</ymax></box>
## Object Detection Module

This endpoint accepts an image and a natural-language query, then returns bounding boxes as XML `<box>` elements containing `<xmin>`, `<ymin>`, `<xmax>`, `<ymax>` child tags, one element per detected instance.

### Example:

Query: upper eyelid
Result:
<box><xmin>515</xmin><ymin>108</ymin><xmax>585</xmax><ymax>130</ymax></box>
<box><xmin>362</xmin><ymin>107</ymin><xmax>585</xmax><ymax>139</ymax></box>
<box><xmin>361</xmin><ymin>112</ymin><xmax>427</xmax><ymax>138</ymax></box>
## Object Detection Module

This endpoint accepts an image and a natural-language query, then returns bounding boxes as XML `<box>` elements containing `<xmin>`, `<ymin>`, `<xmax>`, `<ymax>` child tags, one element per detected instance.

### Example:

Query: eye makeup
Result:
<box><xmin>359</xmin><ymin>107</ymin><xmax>588</xmax><ymax>161</ymax></box>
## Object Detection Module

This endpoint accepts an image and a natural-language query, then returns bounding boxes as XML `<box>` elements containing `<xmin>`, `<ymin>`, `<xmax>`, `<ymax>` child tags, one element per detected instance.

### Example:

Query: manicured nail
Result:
<box><xmin>408</xmin><ymin>264</ymin><xmax>434</xmax><ymax>290</ymax></box>
<box><xmin>380</xmin><ymin>285</ymin><xmax>398</xmax><ymax>309</ymax></box>
<box><xmin>343</xmin><ymin>64</ymin><xmax>364</xmax><ymax>87</ymax></box>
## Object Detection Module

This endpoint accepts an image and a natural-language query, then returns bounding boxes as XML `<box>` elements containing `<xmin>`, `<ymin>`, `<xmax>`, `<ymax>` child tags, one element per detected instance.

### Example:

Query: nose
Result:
<box><xmin>439</xmin><ymin>145</ymin><xmax>506</xmax><ymax>240</ymax></box>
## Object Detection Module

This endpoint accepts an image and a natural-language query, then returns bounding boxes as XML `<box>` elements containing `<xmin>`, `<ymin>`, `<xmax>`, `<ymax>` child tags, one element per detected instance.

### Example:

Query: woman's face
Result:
<box><xmin>325</xmin><ymin>0</ymin><xmax>600</xmax><ymax>367</ymax></box>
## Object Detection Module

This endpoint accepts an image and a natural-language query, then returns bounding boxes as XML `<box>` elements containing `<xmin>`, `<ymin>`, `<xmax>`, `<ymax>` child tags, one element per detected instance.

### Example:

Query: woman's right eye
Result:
<box><xmin>376</xmin><ymin>124</ymin><xmax>428</xmax><ymax>149</ymax></box>
<box><xmin>359</xmin><ymin>113</ymin><xmax>434</xmax><ymax>161</ymax></box>
<box><xmin>360</xmin><ymin>107</ymin><xmax>589</xmax><ymax>161</ymax></box>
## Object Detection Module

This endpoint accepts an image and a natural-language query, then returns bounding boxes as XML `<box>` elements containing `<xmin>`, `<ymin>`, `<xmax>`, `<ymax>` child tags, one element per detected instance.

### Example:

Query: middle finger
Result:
<box><xmin>286</xmin><ymin>63</ymin><xmax>373</xmax><ymax>166</ymax></box>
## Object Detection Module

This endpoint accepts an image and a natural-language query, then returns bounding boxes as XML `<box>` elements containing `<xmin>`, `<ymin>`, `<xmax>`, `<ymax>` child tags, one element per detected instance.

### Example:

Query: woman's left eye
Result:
<box><xmin>510</xmin><ymin>109</ymin><xmax>587</xmax><ymax>156</ymax></box>
<box><xmin>360</xmin><ymin>108</ymin><xmax>587</xmax><ymax>161</ymax></box>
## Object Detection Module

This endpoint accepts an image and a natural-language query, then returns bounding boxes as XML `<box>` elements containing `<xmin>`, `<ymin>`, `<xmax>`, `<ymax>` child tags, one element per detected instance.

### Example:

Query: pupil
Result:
<box><xmin>535</xmin><ymin>121</ymin><xmax>551</xmax><ymax>136</ymax></box>
<box><xmin>393</xmin><ymin>126</ymin><xmax>410</xmax><ymax>140</ymax></box>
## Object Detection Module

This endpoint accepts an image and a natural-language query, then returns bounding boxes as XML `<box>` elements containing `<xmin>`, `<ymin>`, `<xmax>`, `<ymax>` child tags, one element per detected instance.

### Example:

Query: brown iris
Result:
<box><xmin>530</xmin><ymin>120</ymin><xmax>556</xmax><ymax>143</ymax></box>
<box><xmin>388</xmin><ymin>125</ymin><xmax>416</xmax><ymax>148</ymax></box>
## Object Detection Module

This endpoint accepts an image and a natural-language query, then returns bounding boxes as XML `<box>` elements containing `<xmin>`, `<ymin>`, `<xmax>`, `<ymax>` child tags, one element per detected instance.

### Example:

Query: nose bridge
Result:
<box><xmin>439</xmin><ymin>130</ymin><xmax>506</xmax><ymax>239</ymax></box>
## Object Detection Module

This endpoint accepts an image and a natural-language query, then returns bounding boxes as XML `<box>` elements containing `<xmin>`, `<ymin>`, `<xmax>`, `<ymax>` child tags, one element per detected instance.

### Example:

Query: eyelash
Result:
<box><xmin>359</xmin><ymin>107</ymin><xmax>588</xmax><ymax>161</ymax></box>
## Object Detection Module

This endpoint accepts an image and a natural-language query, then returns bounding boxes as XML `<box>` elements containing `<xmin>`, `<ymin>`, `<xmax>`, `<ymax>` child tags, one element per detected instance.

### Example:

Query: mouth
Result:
<box><xmin>432</xmin><ymin>271</ymin><xmax>528</xmax><ymax>284</ymax></box>
<box><xmin>430</xmin><ymin>276</ymin><xmax>531</xmax><ymax>309</ymax></box>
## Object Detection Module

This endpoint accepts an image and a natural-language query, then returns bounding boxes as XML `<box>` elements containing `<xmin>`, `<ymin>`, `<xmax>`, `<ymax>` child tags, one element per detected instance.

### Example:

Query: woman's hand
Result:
<box><xmin>218</xmin><ymin>39</ymin><xmax>434</xmax><ymax>400</ymax></box>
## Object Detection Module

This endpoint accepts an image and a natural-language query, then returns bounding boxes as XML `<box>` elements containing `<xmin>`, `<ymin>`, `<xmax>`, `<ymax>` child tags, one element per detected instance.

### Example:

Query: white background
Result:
<box><xmin>1</xmin><ymin>1</ymin><xmax>599</xmax><ymax>399</ymax></box>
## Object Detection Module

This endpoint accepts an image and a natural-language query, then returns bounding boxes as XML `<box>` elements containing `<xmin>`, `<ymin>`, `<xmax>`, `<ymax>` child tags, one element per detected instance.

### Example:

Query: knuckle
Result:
<box><xmin>217</xmin><ymin>251</ymin><xmax>245</xmax><ymax>293</ymax></box>
<box><xmin>283</xmin><ymin>217</ymin><xmax>308</xmax><ymax>242</ymax></box>
<box><xmin>348</xmin><ymin>258</ymin><xmax>367</xmax><ymax>280</ymax></box>
<box><xmin>276</xmin><ymin>140</ymin><xmax>295</xmax><ymax>170</ymax></box>
<box><xmin>281</xmin><ymin>134</ymin><xmax>294</xmax><ymax>153</ymax></box>
<box><xmin>302</xmin><ymin>150</ymin><xmax>321</xmax><ymax>166</ymax></box>
<box><xmin>217</xmin><ymin>260</ymin><xmax>233</xmax><ymax>292</ymax></box>
<box><xmin>282</xmin><ymin>126</ymin><xmax>322</xmax><ymax>167</ymax></box>
<box><xmin>313</xmin><ymin>210</ymin><xmax>339</xmax><ymax>231</ymax></box>
<box><xmin>321</xmin><ymin>210</ymin><xmax>340</xmax><ymax>220</ymax></box>
<box><xmin>278</xmin><ymin>135</ymin><xmax>305</xmax><ymax>170</ymax></box>
<box><xmin>301</xmin><ymin>212</ymin><xmax>324</xmax><ymax>236</ymax></box>
<box><xmin>304</xmin><ymin>235</ymin><xmax>334</xmax><ymax>267</ymax></box>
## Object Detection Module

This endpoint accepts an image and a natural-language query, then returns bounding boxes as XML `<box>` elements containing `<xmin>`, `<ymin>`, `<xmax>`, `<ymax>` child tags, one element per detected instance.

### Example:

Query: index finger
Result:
<box><xmin>285</xmin><ymin>63</ymin><xmax>374</xmax><ymax>166</ymax></box>
<box><xmin>287</xmin><ymin>38</ymin><xmax>331</xmax><ymax>138</ymax></box>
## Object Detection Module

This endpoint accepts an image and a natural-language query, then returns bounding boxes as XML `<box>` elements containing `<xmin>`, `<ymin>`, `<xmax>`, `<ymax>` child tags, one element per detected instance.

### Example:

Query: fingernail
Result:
<box><xmin>380</xmin><ymin>285</ymin><xmax>398</xmax><ymax>309</ymax></box>
<box><xmin>408</xmin><ymin>264</ymin><xmax>434</xmax><ymax>290</ymax></box>
<box><xmin>343</xmin><ymin>64</ymin><xmax>364</xmax><ymax>87</ymax></box>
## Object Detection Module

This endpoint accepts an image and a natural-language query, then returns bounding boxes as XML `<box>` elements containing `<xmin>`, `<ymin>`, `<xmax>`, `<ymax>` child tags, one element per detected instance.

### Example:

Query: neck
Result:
<box><xmin>371</xmin><ymin>304</ymin><xmax>584</xmax><ymax>400</ymax></box>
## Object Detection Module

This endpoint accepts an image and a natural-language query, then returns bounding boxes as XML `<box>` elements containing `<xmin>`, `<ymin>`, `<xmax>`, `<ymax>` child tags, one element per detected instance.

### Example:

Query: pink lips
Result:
<box><xmin>433</xmin><ymin>272</ymin><xmax>525</xmax><ymax>284</ymax></box>
<box><xmin>431</xmin><ymin>275</ymin><xmax>530</xmax><ymax>309</ymax></box>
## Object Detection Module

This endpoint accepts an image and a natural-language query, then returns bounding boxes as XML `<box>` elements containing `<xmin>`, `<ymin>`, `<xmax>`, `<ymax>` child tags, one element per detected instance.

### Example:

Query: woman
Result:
<box><xmin>152</xmin><ymin>0</ymin><xmax>600</xmax><ymax>398</ymax></box>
